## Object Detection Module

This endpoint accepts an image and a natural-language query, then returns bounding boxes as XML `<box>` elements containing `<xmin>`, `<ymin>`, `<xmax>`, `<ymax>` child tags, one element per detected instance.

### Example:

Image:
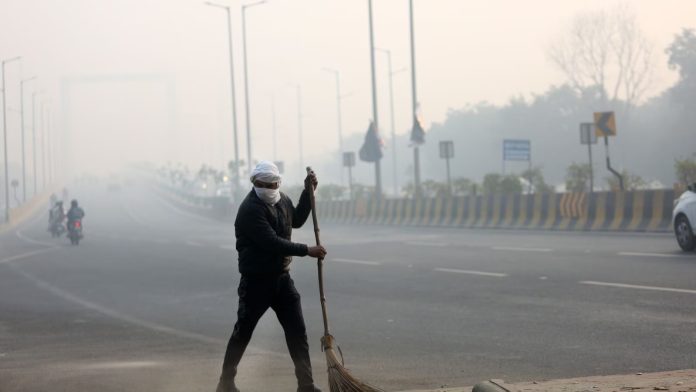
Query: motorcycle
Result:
<box><xmin>49</xmin><ymin>219</ymin><xmax>65</xmax><ymax>237</ymax></box>
<box><xmin>67</xmin><ymin>219</ymin><xmax>83</xmax><ymax>245</ymax></box>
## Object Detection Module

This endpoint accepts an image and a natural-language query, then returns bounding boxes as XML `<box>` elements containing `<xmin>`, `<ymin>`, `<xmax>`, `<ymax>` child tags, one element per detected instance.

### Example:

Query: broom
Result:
<box><xmin>305</xmin><ymin>167</ymin><xmax>385</xmax><ymax>392</ymax></box>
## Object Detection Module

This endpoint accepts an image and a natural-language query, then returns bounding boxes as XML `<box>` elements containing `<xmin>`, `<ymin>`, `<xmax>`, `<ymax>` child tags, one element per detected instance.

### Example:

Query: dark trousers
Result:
<box><xmin>220</xmin><ymin>272</ymin><xmax>315</xmax><ymax>388</ymax></box>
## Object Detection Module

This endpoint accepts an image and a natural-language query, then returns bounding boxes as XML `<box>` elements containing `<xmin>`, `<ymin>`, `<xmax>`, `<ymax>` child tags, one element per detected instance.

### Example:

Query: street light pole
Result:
<box><xmin>204</xmin><ymin>2</ymin><xmax>241</xmax><ymax>188</ymax></box>
<box><xmin>367</xmin><ymin>0</ymin><xmax>382</xmax><ymax>197</ymax></box>
<box><xmin>296</xmin><ymin>84</ymin><xmax>303</xmax><ymax>178</ymax></box>
<box><xmin>40</xmin><ymin>101</ymin><xmax>47</xmax><ymax>190</ymax></box>
<box><xmin>241</xmin><ymin>0</ymin><xmax>267</xmax><ymax>175</ymax></box>
<box><xmin>408</xmin><ymin>0</ymin><xmax>422</xmax><ymax>198</ymax></box>
<box><xmin>2</xmin><ymin>56</ymin><xmax>21</xmax><ymax>222</ymax></box>
<box><xmin>375</xmin><ymin>48</ymin><xmax>406</xmax><ymax>196</ymax></box>
<box><xmin>19</xmin><ymin>76</ymin><xmax>36</xmax><ymax>202</ymax></box>
<box><xmin>322</xmin><ymin>67</ymin><xmax>345</xmax><ymax>185</ymax></box>
<box><xmin>45</xmin><ymin>106</ymin><xmax>53</xmax><ymax>185</ymax></box>
<box><xmin>31</xmin><ymin>91</ymin><xmax>40</xmax><ymax>196</ymax></box>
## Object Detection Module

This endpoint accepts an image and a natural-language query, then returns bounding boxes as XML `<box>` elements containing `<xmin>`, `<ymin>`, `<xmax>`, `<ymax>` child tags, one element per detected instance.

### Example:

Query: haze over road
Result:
<box><xmin>1</xmin><ymin>181</ymin><xmax>695</xmax><ymax>392</ymax></box>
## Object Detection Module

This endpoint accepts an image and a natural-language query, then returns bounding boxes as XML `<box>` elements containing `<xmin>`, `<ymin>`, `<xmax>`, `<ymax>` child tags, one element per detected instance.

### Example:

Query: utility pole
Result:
<box><xmin>296</xmin><ymin>85</ymin><xmax>304</xmax><ymax>179</ymax></box>
<box><xmin>241</xmin><ymin>0</ymin><xmax>267</xmax><ymax>175</ymax></box>
<box><xmin>19</xmin><ymin>76</ymin><xmax>36</xmax><ymax>202</ymax></box>
<box><xmin>375</xmin><ymin>48</ymin><xmax>406</xmax><ymax>196</ymax></box>
<box><xmin>408</xmin><ymin>0</ymin><xmax>422</xmax><ymax>198</ymax></box>
<box><xmin>40</xmin><ymin>101</ymin><xmax>47</xmax><ymax>190</ymax></box>
<box><xmin>2</xmin><ymin>56</ymin><xmax>21</xmax><ymax>222</ymax></box>
<box><xmin>271</xmin><ymin>96</ymin><xmax>277</xmax><ymax>161</ymax></box>
<box><xmin>322</xmin><ymin>67</ymin><xmax>346</xmax><ymax>185</ymax></box>
<box><xmin>31</xmin><ymin>91</ymin><xmax>38</xmax><ymax>196</ymax></box>
<box><xmin>204</xmin><ymin>2</ymin><xmax>241</xmax><ymax>188</ymax></box>
<box><xmin>367</xmin><ymin>0</ymin><xmax>382</xmax><ymax>197</ymax></box>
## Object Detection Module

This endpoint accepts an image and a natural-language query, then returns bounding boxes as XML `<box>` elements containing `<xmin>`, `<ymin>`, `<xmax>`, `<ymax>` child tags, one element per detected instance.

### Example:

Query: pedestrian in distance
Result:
<box><xmin>216</xmin><ymin>161</ymin><xmax>327</xmax><ymax>392</ymax></box>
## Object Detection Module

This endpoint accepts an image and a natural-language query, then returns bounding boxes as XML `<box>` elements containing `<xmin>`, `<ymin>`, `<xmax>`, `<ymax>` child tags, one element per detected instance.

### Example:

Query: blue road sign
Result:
<box><xmin>503</xmin><ymin>139</ymin><xmax>531</xmax><ymax>161</ymax></box>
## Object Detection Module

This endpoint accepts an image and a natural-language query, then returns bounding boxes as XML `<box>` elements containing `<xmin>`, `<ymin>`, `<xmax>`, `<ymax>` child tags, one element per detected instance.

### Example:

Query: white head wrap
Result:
<box><xmin>250</xmin><ymin>161</ymin><xmax>282</xmax><ymax>205</ymax></box>
<box><xmin>250</xmin><ymin>161</ymin><xmax>282</xmax><ymax>184</ymax></box>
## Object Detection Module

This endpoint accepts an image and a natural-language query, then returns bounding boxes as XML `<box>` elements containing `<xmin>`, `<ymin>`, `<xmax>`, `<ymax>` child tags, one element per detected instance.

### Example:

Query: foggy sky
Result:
<box><xmin>1</xmin><ymin>0</ymin><xmax>694</xmax><ymax>181</ymax></box>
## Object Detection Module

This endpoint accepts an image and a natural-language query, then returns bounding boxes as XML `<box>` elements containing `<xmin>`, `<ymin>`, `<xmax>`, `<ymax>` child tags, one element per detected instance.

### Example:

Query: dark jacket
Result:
<box><xmin>67</xmin><ymin>206</ymin><xmax>85</xmax><ymax>223</ymax></box>
<box><xmin>235</xmin><ymin>189</ymin><xmax>311</xmax><ymax>276</ymax></box>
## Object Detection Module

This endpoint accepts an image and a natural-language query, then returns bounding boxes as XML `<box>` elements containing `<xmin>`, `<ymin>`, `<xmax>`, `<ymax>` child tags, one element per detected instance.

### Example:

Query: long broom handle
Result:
<box><xmin>306</xmin><ymin>167</ymin><xmax>331</xmax><ymax>337</ymax></box>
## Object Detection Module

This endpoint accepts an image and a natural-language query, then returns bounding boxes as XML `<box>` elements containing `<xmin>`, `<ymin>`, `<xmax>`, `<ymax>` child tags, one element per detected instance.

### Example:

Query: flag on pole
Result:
<box><xmin>410</xmin><ymin>114</ymin><xmax>425</xmax><ymax>145</ymax></box>
<box><xmin>359</xmin><ymin>121</ymin><xmax>383</xmax><ymax>162</ymax></box>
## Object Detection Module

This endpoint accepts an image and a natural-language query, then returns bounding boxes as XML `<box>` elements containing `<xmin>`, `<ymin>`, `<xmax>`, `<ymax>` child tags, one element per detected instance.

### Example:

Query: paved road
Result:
<box><xmin>1</xmin><ymin>181</ymin><xmax>695</xmax><ymax>392</ymax></box>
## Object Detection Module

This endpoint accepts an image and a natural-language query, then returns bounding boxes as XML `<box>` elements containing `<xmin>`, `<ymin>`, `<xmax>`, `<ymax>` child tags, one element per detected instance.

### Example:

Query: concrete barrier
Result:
<box><xmin>316</xmin><ymin>189</ymin><xmax>675</xmax><ymax>233</ymax></box>
<box><xmin>153</xmin><ymin>179</ymin><xmax>675</xmax><ymax>233</ymax></box>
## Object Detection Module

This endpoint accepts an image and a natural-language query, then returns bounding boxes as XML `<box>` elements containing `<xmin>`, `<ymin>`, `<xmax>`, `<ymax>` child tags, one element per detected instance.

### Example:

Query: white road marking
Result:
<box><xmin>404</xmin><ymin>241</ymin><xmax>449</xmax><ymax>247</ymax></box>
<box><xmin>434</xmin><ymin>268</ymin><xmax>508</xmax><ymax>278</ymax></box>
<box><xmin>332</xmin><ymin>258</ymin><xmax>381</xmax><ymax>266</ymax></box>
<box><xmin>580</xmin><ymin>281</ymin><xmax>696</xmax><ymax>295</ymax></box>
<box><xmin>492</xmin><ymin>246</ymin><xmax>553</xmax><ymax>252</ymax></box>
<box><xmin>81</xmin><ymin>361</ymin><xmax>163</xmax><ymax>370</ymax></box>
<box><xmin>618</xmin><ymin>252</ymin><xmax>688</xmax><ymax>259</ymax></box>
<box><xmin>15</xmin><ymin>228</ymin><xmax>56</xmax><ymax>247</ymax></box>
<box><xmin>0</xmin><ymin>248</ymin><xmax>57</xmax><ymax>265</ymax></box>
<box><xmin>9</xmin><ymin>265</ymin><xmax>224</xmax><ymax>345</ymax></box>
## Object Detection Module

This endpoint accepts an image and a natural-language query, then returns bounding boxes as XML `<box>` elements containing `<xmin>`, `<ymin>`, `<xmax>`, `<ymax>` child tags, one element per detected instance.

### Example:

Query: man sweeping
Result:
<box><xmin>216</xmin><ymin>161</ymin><xmax>327</xmax><ymax>392</ymax></box>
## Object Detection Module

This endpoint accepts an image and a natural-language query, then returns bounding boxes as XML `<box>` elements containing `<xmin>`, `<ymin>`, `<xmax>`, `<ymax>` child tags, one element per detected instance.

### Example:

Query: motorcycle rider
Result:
<box><xmin>66</xmin><ymin>199</ymin><xmax>85</xmax><ymax>232</ymax></box>
<box><xmin>48</xmin><ymin>201</ymin><xmax>65</xmax><ymax>233</ymax></box>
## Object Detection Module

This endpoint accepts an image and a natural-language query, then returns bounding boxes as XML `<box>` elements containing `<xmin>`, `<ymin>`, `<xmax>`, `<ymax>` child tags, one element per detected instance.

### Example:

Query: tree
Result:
<box><xmin>317</xmin><ymin>184</ymin><xmax>347</xmax><ymax>201</ymax></box>
<box><xmin>482</xmin><ymin>173</ymin><xmax>502</xmax><ymax>194</ymax></box>
<box><xmin>482</xmin><ymin>173</ymin><xmax>522</xmax><ymax>195</ymax></box>
<box><xmin>675</xmin><ymin>157</ymin><xmax>696</xmax><ymax>185</ymax></box>
<box><xmin>421</xmin><ymin>180</ymin><xmax>450</xmax><ymax>198</ymax></box>
<box><xmin>452</xmin><ymin>177</ymin><xmax>477</xmax><ymax>196</ymax></box>
<box><xmin>666</xmin><ymin>28</ymin><xmax>696</xmax><ymax>108</ymax></box>
<box><xmin>606</xmin><ymin>170</ymin><xmax>646</xmax><ymax>191</ymax></box>
<box><xmin>565</xmin><ymin>163</ymin><xmax>592</xmax><ymax>192</ymax></box>
<box><xmin>521</xmin><ymin>166</ymin><xmax>554</xmax><ymax>194</ymax></box>
<box><xmin>548</xmin><ymin>4</ymin><xmax>654</xmax><ymax>109</ymax></box>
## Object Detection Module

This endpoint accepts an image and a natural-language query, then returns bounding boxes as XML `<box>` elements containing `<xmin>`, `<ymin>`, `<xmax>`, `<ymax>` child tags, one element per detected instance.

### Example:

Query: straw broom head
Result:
<box><xmin>322</xmin><ymin>335</ymin><xmax>385</xmax><ymax>392</ymax></box>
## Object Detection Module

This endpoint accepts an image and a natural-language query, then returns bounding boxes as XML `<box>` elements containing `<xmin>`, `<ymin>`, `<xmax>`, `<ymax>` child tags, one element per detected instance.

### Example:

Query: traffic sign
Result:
<box><xmin>580</xmin><ymin>123</ymin><xmax>597</xmax><ymax>145</ymax></box>
<box><xmin>594</xmin><ymin>112</ymin><xmax>616</xmax><ymax>137</ymax></box>
<box><xmin>343</xmin><ymin>152</ymin><xmax>355</xmax><ymax>168</ymax></box>
<box><xmin>439</xmin><ymin>140</ymin><xmax>454</xmax><ymax>159</ymax></box>
<box><xmin>503</xmin><ymin>139</ymin><xmax>530</xmax><ymax>161</ymax></box>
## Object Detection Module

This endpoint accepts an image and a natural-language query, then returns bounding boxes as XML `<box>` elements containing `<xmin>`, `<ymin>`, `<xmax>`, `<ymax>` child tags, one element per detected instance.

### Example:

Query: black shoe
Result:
<box><xmin>215</xmin><ymin>380</ymin><xmax>240</xmax><ymax>392</ymax></box>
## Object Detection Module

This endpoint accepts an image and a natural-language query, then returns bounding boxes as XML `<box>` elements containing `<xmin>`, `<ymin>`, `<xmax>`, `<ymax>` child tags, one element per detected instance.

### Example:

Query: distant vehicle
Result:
<box><xmin>673</xmin><ymin>184</ymin><xmax>696</xmax><ymax>251</ymax></box>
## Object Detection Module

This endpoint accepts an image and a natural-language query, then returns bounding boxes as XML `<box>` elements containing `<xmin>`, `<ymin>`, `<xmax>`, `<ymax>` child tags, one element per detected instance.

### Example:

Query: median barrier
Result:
<box><xmin>314</xmin><ymin>189</ymin><xmax>675</xmax><ymax>233</ymax></box>
<box><xmin>151</xmin><ymin>182</ymin><xmax>675</xmax><ymax>233</ymax></box>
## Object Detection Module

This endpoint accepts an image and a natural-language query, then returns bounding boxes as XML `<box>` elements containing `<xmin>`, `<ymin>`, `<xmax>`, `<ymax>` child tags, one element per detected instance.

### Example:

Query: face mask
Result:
<box><xmin>254</xmin><ymin>187</ymin><xmax>281</xmax><ymax>205</ymax></box>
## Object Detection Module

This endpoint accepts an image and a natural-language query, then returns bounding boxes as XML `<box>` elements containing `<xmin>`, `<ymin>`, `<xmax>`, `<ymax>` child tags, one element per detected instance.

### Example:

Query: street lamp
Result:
<box><xmin>204</xmin><ymin>1</ymin><xmax>241</xmax><ymax>188</ymax></box>
<box><xmin>367</xmin><ymin>0</ymin><xmax>382</xmax><ymax>197</ymax></box>
<box><xmin>408</xmin><ymin>0</ymin><xmax>422</xmax><ymax>198</ymax></box>
<box><xmin>375</xmin><ymin>48</ymin><xmax>407</xmax><ymax>196</ymax></box>
<box><xmin>322</xmin><ymin>67</ymin><xmax>349</xmax><ymax>185</ymax></box>
<box><xmin>2</xmin><ymin>55</ymin><xmax>22</xmax><ymax>222</ymax></box>
<box><xmin>31</xmin><ymin>90</ymin><xmax>43</xmax><ymax>196</ymax></box>
<box><xmin>241</xmin><ymin>0</ymin><xmax>268</xmax><ymax>175</ymax></box>
<box><xmin>40</xmin><ymin>101</ymin><xmax>48</xmax><ymax>190</ymax></box>
<box><xmin>291</xmin><ymin>84</ymin><xmax>303</xmax><ymax>178</ymax></box>
<box><xmin>19</xmin><ymin>76</ymin><xmax>36</xmax><ymax>202</ymax></box>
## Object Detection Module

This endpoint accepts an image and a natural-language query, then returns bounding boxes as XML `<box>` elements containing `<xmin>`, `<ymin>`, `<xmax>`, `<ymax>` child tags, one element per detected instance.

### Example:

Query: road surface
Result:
<box><xmin>1</xmin><ymin>180</ymin><xmax>695</xmax><ymax>392</ymax></box>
